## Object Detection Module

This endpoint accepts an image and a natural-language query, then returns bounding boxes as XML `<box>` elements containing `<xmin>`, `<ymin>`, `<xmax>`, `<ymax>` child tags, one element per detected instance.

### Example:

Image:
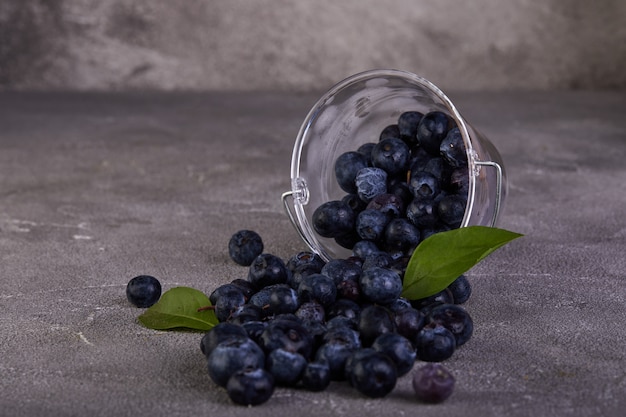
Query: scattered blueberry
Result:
<box><xmin>228</xmin><ymin>230</ymin><xmax>264</xmax><ymax>266</ymax></box>
<box><xmin>412</xmin><ymin>363</ymin><xmax>455</xmax><ymax>403</ymax></box>
<box><xmin>126</xmin><ymin>275</ymin><xmax>161</xmax><ymax>308</ymax></box>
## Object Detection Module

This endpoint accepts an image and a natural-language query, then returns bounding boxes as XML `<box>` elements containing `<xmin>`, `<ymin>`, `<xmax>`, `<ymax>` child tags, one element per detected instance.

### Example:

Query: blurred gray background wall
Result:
<box><xmin>1</xmin><ymin>0</ymin><xmax>625</xmax><ymax>92</ymax></box>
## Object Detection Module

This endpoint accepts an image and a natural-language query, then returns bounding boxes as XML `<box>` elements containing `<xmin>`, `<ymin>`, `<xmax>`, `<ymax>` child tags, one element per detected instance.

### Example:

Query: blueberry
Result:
<box><xmin>259</xmin><ymin>318</ymin><xmax>314</xmax><ymax>359</ymax></box>
<box><xmin>229</xmin><ymin>278</ymin><xmax>258</xmax><ymax>300</ymax></box>
<box><xmin>200</xmin><ymin>322</ymin><xmax>249</xmax><ymax>357</ymax></box>
<box><xmin>447</xmin><ymin>274</ymin><xmax>472</xmax><ymax>304</ymax></box>
<box><xmin>287</xmin><ymin>263</ymin><xmax>320</xmax><ymax>290</ymax></box>
<box><xmin>314</xmin><ymin>340</ymin><xmax>356</xmax><ymax>381</ymax></box>
<box><xmin>209</xmin><ymin>283</ymin><xmax>239</xmax><ymax>305</ymax></box>
<box><xmin>438</xmin><ymin>194</ymin><xmax>466</xmax><ymax>228</ymax></box>
<box><xmin>341</xmin><ymin>193</ymin><xmax>368</xmax><ymax>214</ymax></box>
<box><xmin>383</xmin><ymin>218</ymin><xmax>421</xmax><ymax>255</ymax></box>
<box><xmin>412</xmin><ymin>363</ymin><xmax>455</xmax><ymax>403</ymax></box>
<box><xmin>387</xmin><ymin>179</ymin><xmax>414</xmax><ymax>207</ymax></box>
<box><xmin>347</xmin><ymin>350</ymin><xmax>397</xmax><ymax>398</ymax></box>
<box><xmin>344</xmin><ymin>347</ymin><xmax>377</xmax><ymax>385</ymax></box>
<box><xmin>406</xmin><ymin>196</ymin><xmax>438</xmax><ymax>229</ymax></box>
<box><xmin>351</xmin><ymin>240</ymin><xmax>380</xmax><ymax>259</ymax></box>
<box><xmin>440</xmin><ymin>127</ymin><xmax>467</xmax><ymax>168</ymax></box>
<box><xmin>355</xmin><ymin>209</ymin><xmax>390</xmax><ymax>241</ymax></box>
<box><xmin>248</xmin><ymin>253</ymin><xmax>289</xmax><ymax>288</ymax></box>
<box><xmin>266</xmin><ymin>348</ymin><xmax>307</xmax><ymax>385</ymax></box>
<box><xmin>397</xmin><ymin>111</ymin><xmax>423</xmax><ymax>146</ymax></box>
<box><xmin>335</xmin><ymin>151</ymin><xmax>369</xmax><ymax>193</ymax></box>
<box><xmin>323</xmin><ymin>324</ymin><xmax>361</xmax><ymax>350</ymax></box>
<box><xmin>421</xmin><ymin>157</ymin><xmax>447</xmax><ymax>179</ymax></box>
<box><xmin>241</xmin><ymin>321</ymin><xmax>267</xmax><ymax>344</ymax></box>
<box><xmin>371</xmin><ymin>138</ymin><xmax>411</xmax><ymax>177</ymax></box>
<box><xmin>226</xmin><ymin>367</ymin><xmax>275</xmax><ymax>406</ymax></box>
<box><xmin>295</xmin><ymin>301</ymin><xmax>326</xmax><ymax>323</ymax></box>
<box><xmin>386</xmin><ymin>297</ymin><xmax>412</xmax><ymax>313</ymax></box>
<box><xmin>359</xmin><ymin>267</ymin><xmax>403</xmax><ymax>305</ymax></box>
<box><xmin>312</xmin><ymin>200</ymin><xmax>356</xmax><ymax>238</ymax></box>
<box><xmin>228</xmin><ymin>230</ymin><xmax>264</xmax><ymax>266</ymax></box>
<box><xmin>325</xmin><ymin>298</ymin><xmax>361</xmax><ymax>324</ymax></box>
<box><xmin>321</xmin><ymin>258</ymin><xmax>362</xmax><ymax>286</ymax></box>
<box><xmin>301</xmin><ymin>361</ymin><xmax>331</xmax><ymax>392</ymax></box>
<box><xmin>393</xmin><ymin>307</ymin><xmax>426</xmax><ymax>344</ymax></box>
<box><xmin>126</xmin><ymin>275</ymin><xmax>162</xmax><ymax>308</ymax></box>
<box><xmin>214</xmin><ymin>286</ymin><xmax>247</xmax><ymax>322</ymax></box>
<box><xmin>413</xmin><ymin>322</ymin><xmax>456</xmax><ymax>362</ymax></box>
<box><xmin>297</xmin><ymin>273</ymin><xmax>337</xmax><ymax>307</ymax></box>
<box><xmin>336</xmin><ymin>277</ymin><xmax>361</xmax><ymax>302</ymax></box>
<box><xmin>358</xmin><ymin>304</ymin><xmax>396</xmax><ymax>347</ymax></box>
<box><xmin>355</xmin><ymin>167</ymin><xmax>387</xmax><ymax>203</ymax></box>
<box><xmin>207</xmin><ymin>337</ymin><xmax>265</xmax><ymax>387</ymax></box>
<box><xmin>372</xmin><ymin>332</ymin><xmax>417</xmax><ymax>376</ymax></box>
<box><xmin>379</xmin><ymin>124</ymin><xmax>401</xmax><ymax>141</ymax></box>
<box><xmin>410</xmin><ymin>288</ymin><xmax>455</xmax><ymax>313</ymax></box>
<box><xmin>449</xmin><ymin>166</ymin><xmax>470</xmax><ymax>194</ymax></box>
<box><xmin>361</xmin><ymin>251</ymin><xmax>394</xmax><ymax>270</ymax></box>
<box><xmin>427</xmin><ymin>303</ymin><xmax>474</xmax><ymax>347</ymax></box>
<box><xmin>356</xmin><ymin>142</ymin><xmax>377</xmax><ymax>163</ymax></box>
<box><xmin>266</xmin><ymin>284</ymin><xmax>300</xmax><ymax>316</ymax></box>
<box><xmin>409</xmin><ymin>171</ymin><xmax>440</xmax><ymax>199</ymax></box>
<box><xmin>334</xmin><ymin>230</ymin><xmax>360</xmax><ymax>250</ymax></box>
<box><xmin>286</xmin><ymin>251</ymin><xmax>326</xmax><ymax>273</ymax></box>
<box><xmin>417</xmin><ymin>111</ymin><xmax>451</xmax><ymax>156</ymax></box>
<box><xmin>366</xmin><ymin>193</ymin><xmax>405</xmax><ymax>218</ymax></box>
<box><xmin>247</xmin><ymin>285</ymin><xmax>273</xmax><ymax>311</ymax></box>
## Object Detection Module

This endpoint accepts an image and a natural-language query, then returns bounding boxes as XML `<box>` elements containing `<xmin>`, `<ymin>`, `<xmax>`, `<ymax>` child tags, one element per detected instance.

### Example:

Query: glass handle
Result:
<box><xmin>281</xmin><ymin>191</ymin><xmax>317</xmax><ymax>253</ymax></box>
<box><xmin>474</xmin><ymin>161</ymin><xmax>503</xmax><ymax>227</ymax></box>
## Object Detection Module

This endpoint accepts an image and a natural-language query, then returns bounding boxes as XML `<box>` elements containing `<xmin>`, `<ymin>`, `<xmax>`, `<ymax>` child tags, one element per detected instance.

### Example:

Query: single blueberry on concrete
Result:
<box><xmin>126</xmin><ymin>275</ymin><xmax>161</xmax><ymax>308</ymax></box>
<box><xmin>447</xmin><ymin>274</ymin><xmax>472</xmax><ymax>304</ymax></box>
<box><xmin>412</xmin><ymin>363</ymin><xmax>455</xmax><ymax>403</ymax></box>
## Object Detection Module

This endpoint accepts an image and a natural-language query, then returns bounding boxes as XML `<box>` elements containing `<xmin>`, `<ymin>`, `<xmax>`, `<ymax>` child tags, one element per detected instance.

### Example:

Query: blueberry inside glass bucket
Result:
<box><xmin>282</xmin><ymin>69</ymin><xmax>507</xmax><ymax>262</ymax></box>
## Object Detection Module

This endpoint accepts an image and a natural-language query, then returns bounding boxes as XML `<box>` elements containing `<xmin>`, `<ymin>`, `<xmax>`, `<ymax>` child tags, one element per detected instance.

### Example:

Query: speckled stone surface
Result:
<box><xmin>0</xmin><ymin>90</ymin><xmax>625</xmax><ymax>416</ymax></box>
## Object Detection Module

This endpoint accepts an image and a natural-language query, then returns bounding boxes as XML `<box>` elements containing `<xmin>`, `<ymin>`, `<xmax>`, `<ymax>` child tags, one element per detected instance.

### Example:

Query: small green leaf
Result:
<box><xmin>138</xmin><ymin>286</ymin><xmax>218</xmax><ymax>331</ymax></box>
<box><xmin>402</xmin><ymin>226</ymin><xmax>523</xmax><ymax>300</ymax></box>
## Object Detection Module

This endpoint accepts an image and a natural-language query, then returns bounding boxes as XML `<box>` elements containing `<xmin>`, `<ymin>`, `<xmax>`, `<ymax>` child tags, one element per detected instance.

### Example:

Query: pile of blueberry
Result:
<box><xmin>202</xmin><ymin>110</ymin><xmax>475</xmax><ymax>406</ymax></box>
<box><xmin>314</xmin><ymin>110</ymin><xmax>469</xmax><ymax>261</ymax></box>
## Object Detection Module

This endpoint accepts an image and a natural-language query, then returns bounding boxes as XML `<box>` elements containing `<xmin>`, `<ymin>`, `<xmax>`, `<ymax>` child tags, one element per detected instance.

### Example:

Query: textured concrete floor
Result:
<box><xmin>0</xmin><ymin>90</ymin><xmax>625</xmax><ymax>417</ymax></box>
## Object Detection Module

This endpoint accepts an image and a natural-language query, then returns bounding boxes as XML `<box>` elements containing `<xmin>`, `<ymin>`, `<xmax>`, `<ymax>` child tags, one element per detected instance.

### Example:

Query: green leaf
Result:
<box><xmin>138</xmin><ymin>286</ymin><xmax>218</xmax><ymax>331</ymax></box>
<box><xmin>402</xmin><ymin>226</ymin><xmax>523</xmax><ymax>300</ymax></box>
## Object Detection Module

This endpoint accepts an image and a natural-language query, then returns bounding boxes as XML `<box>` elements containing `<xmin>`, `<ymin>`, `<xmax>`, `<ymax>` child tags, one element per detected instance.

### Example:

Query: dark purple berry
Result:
<box><xmin>412</xmin><ymin>363</ymin><xmax>455</xmax><ymax>403</ymax></box>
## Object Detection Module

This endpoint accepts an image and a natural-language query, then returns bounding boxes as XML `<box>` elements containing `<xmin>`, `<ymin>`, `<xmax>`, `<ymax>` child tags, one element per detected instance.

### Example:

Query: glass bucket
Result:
<box><xmin>282</xmin><ymin>69</ymin><xmax>507</xmax><ymax>262</ymax></box>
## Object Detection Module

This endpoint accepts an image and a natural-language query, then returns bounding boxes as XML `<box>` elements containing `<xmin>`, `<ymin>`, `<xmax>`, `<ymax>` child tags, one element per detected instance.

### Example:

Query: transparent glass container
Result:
<box><xmin>282</xmin><ymin>69</ymin><xmax>507</xmax><ymax>261</ymax></box>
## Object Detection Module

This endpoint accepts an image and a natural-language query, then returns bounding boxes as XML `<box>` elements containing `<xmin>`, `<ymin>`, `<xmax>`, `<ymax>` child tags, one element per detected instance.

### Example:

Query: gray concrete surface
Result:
<box><xmin>0</xmin><ymin>89</ymin><xmax>625</xmax><ymax>417</ymax></box>
<box><xmin>2</xmin><ymin>0</ymin><xmax>626</xmax><ymax>92</ymax></box>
